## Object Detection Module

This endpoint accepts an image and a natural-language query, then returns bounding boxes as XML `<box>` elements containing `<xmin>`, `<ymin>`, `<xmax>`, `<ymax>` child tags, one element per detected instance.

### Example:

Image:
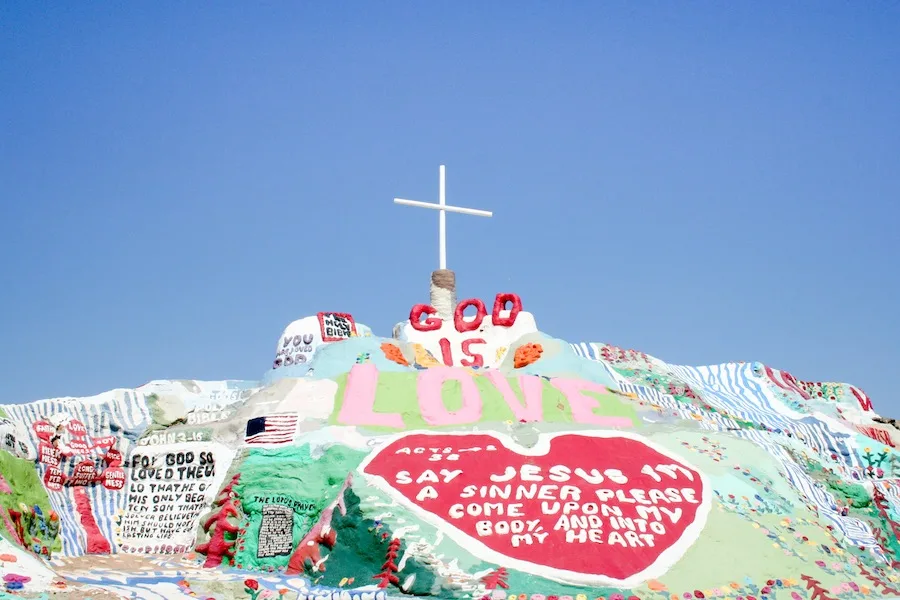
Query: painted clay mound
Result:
<box><xmin>1</xmin><ymin>290</ymin><xmax>898</xmax><ymax>600</ymax></box>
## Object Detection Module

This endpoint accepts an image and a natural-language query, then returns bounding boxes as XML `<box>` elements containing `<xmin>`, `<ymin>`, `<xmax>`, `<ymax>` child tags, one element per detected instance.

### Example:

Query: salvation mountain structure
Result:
<box><xmin>0</xmin><ymin>278</ymin><xmax>898</xmax><ymax>600</ymax></box>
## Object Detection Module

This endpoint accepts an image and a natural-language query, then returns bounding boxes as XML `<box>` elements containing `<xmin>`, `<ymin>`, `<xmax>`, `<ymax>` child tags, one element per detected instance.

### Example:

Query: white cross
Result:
<box><xmin>393</xmin><ymin>165</ymin><xmax>493</xmax><ymax>270</ymax></box>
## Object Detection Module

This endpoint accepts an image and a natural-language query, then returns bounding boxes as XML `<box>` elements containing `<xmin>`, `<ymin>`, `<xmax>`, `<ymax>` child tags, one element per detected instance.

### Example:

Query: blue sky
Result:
<box><xmin>1</xmin><ymin>3</ymin><xmax>897</xmax><ymax>411</ymax></box>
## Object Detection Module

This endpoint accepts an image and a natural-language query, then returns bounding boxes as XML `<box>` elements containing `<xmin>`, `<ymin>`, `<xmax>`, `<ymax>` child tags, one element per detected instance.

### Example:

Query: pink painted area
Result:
<box><xmin>550</xmin><ymin>378</ymin><xmax>635</xmax><ymax>427</ymax></box>
<box><xmin>0</xmin><ymin>510</ymin><xmax>20</xmax><ymax>544</ymax></box>
<box><xmin>336</xmin><ymin>363</ymin><xmax>404</xmax><ymax>428</ymax></box>
<box><xmin>484</xmin><ymin>371</ymin><xmax>544</xmax><ymax>422</ymax></box>
<box><xmin>0</xmin><ymin>475</ymin><xmax>18</xmax><ymax>542</ymax></box>
<box><xmin>336</xmin><ymin>366</ymin><xmax>633</xmax><ymax>429</ymax></box>
<box><xmin>417</xmin><ymin>368</ymin><xmax>483</xmax><ymax>426</ymax></box>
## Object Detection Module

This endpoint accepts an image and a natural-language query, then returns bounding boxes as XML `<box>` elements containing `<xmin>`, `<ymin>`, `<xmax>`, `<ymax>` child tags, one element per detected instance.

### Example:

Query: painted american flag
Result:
<box><xmin>244</xmin><ymin>414</ymin><xmax>298</xmax><ymax>445</ymax></box>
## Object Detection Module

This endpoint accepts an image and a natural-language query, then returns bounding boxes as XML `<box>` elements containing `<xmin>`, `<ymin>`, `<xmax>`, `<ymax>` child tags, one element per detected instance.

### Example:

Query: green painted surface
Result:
<box><xmin>232</xmin><ymin>445</ymin><xmax>366</xmax><ymax>570</ymax></box>
<box><xmin>0</xmin><ymin>451</ymin><xmax>60</xmax><ymax>556</ymax></box>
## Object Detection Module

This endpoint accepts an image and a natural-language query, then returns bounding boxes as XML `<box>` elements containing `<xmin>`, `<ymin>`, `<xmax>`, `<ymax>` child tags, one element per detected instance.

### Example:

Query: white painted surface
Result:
<box><xmin>115</xmin><ymin>442</ymin><xmax>235</xmax><ymax>553</ymax></box>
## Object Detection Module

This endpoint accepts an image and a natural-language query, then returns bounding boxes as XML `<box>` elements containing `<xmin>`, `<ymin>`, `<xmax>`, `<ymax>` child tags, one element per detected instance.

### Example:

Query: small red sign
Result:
<box><xmin>38</xmin><ymin>442</ymin><xmax>61</xmax><ymax>467</ymax></box>
<box><xmin>32</xmin><ymin>420</ymin><xmax>55</xmax><ymax>441</ymax></box>
<box><xmin>92</xmin><ymin>435</ymin><xmax>116</xmax><ymax>449</ymax></box>
<box><xmin>101</xmin><ymin>466</ymin><xmax>126</xmax><ymax>491</ymax></box>
<box><xmin>69</xmin><ymin>460</ymin><xmax>98</xmax><ymax>485</ymax></box>
<box><xmin>104</xmin><ymin>448</ymin><xmax>124</xmax><ymax>467</ymax></box>
<box><xmin>43</xmin><ymin>466</ymin><xmax>65</xmax><ymax>492</ymax></box>
<box><xmin>67</xmin><ymin>438</ymin><xmax>92</xmax><ymax>455</ymax></box>
<box><xmin>317</xmin><ymin>312</ymin><xmax>357</xmax><ymax>342</ymax></box>
<box><xmin>67</xmin><ymin>419</ymin><xmax>88</xmax><ymax>436</ymax></box>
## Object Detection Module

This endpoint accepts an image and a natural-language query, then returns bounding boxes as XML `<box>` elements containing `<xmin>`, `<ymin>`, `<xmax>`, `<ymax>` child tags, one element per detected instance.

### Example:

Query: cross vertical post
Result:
<box><xmin>439</xmin><ymin>165</ymin><xmax>446</xmax><ymax>270</ymax></box>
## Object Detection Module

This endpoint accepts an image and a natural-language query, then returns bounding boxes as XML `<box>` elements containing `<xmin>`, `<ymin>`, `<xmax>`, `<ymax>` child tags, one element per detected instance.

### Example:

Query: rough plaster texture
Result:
<box><xmin>1</xmin><ymin>294</ymin><xmax>899</xmax><ymax>600</ymax></box>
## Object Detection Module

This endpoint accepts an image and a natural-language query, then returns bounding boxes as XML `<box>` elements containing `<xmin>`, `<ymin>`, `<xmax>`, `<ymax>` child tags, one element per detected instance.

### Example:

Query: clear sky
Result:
<box><xmin>1</xmin><ymin>3</ymin><xmax>897</xmax><ymax>411</ymax></box>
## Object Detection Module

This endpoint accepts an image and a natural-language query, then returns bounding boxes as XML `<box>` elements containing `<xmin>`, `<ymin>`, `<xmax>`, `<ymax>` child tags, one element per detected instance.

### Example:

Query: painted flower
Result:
<box><xmin>610</xmin><ymin>594</ymin><xmax>624</xmax><ymax>600</ymax></box>
<box><xmin>380</xmin><ymin>343</ymin><xmax>410</xmax><ymax>366</ymax></box>
<box><xmin>245</xmin><ymin>578</ymin><xmax>260</xmax><ymax>591</ymax></box>
<box><xmin>514</xmin><ymin>343</ymin><xmax>544</xmax><ymax>368</ymax></box>
<box><xmin>790</xmin><ymin>593</ymin><xmax>801</xmax><ymax>600</ymax></box>
<box><xmin>647</xmin><ymin>580</ymin><xmax>667</xmax><ymax>592</ymax></box>
<box><xmin>3</xmin><ymin>573</ymin><xmax>30</xmax><ymax>592</ymax></box>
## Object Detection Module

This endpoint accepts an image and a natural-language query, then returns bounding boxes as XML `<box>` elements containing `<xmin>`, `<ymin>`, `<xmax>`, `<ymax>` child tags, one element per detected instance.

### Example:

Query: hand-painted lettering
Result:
<box><xmin>361</xmin><ymin>432</ymin><xmax>709</xmax><ymax>585</ymax></box>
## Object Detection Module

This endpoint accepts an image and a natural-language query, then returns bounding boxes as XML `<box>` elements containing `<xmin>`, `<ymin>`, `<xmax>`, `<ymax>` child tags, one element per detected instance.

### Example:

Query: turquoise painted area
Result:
<box><xmin>306</xmin><ymin>336</ymin><xmax>414</xmax><ymax>380</ymax></box>
<box><xmin>262</xmin><ymin>333</ymin><xmax>405</xmax><ymax>383</ymax></box>
<box><xmin>512</xmin><ymin>333</ymin><xmax>619</xmax><ymax>386</ymax></box>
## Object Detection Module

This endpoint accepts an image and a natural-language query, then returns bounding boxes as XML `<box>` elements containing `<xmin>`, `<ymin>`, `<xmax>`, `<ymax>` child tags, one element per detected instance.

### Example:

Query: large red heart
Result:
<box><xmin>360</xmin><ymin>431</ymin><xmax>710</xmax><ymax>586</ymax></box>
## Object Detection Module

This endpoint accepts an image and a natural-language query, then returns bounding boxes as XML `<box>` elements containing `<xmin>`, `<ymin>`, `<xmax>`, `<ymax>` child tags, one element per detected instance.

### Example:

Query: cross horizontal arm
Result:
<box><xmin>393</xmin><ymin>198</ymin><xmax>493</xmax><ymax>217</ymax></box>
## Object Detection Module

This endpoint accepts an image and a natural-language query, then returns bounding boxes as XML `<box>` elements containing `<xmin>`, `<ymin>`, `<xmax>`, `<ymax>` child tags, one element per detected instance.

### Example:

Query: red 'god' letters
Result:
<box><xmin>360</xmin><ymin>431</ymin><xmax>709</xmax><ymax>585</ymax></box>
<box><xmin>410</xmin><ymin>293</ymin><xmax>523</xmax><ymax>333</ymax></box>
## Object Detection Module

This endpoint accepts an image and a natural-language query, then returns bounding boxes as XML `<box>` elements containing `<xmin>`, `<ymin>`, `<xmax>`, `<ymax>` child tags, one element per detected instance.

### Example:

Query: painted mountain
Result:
<box><xmin>1</xmin><ymin>290</ymin><xmax>898</xmax><ymax>600</ymax></box>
